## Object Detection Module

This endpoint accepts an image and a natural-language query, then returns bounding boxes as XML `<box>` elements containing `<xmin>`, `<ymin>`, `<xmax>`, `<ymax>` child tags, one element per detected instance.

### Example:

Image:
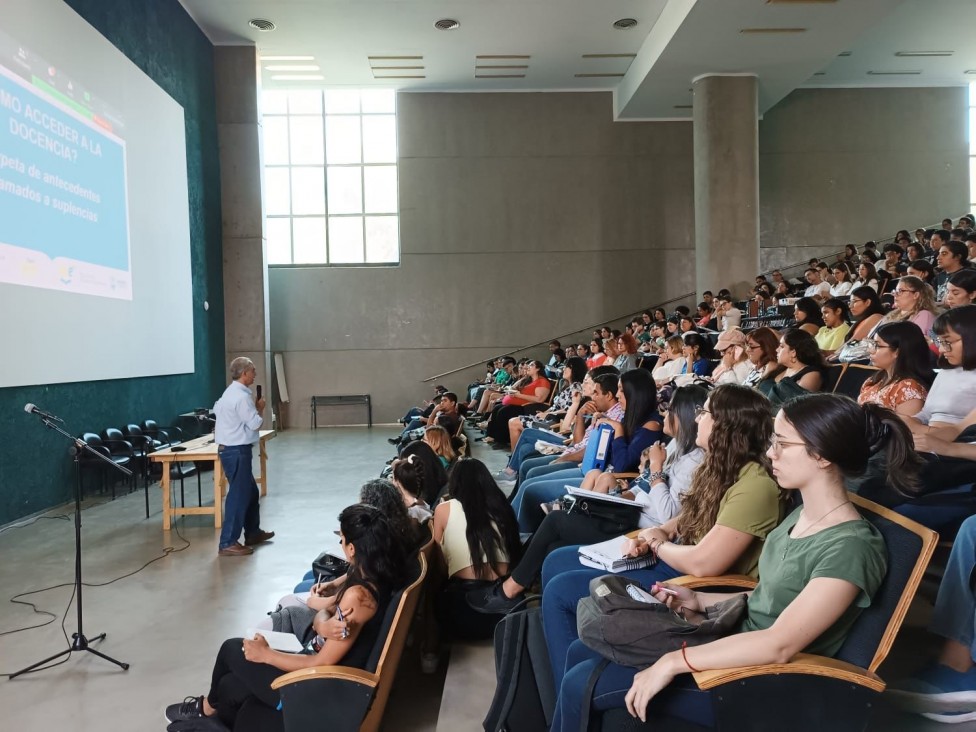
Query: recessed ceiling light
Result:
<box><xmin>372</xmin><ymin>75</ymin><xmax>426</xmax><ymax>79</ymax></box>
<box><xmin>581</xmin><ymin>54</ymin><xmax>637</xmax><ymax>59</ymax></box>
<box><xmin>838</xmin><ymin>51</ymin><xmax>852</xmax><ymax>56</ymax></box>
<box><xmin>264</xmin><ymin>65</ymin><xmax>320</xmax><ymax>71</ymax></box>
<box><xmin>475</xmin><ymin>74</ymin><xmax>526</xmax><ymax>79</ymax></box>
<box><xmin>895</xmin><ymin>51</ymin><xmax>953</xmax><ymax>57</ymax></box>
<box><xmin>260</xmin><ymin>55</ymin><xmax>314</xmax><ymax>62</ymax></box>
<box><xmin>371</xmin><ymin>66</ymin><xmax>425</xmax><ymax>70</ymax></box>
<box><xmin>574</xmin><ymin>73</ymin><xmax>625</xmax><ymax>78</ymax></box>
<box><xmin>270</xmin><ymin>74</ymin><xmax>324</xmax><ymax>81</ymax></box>
<box><xmin>966</xmin><ymin>70</ymin><xmax>976</xmax><ymax>75</ymax></box>
<box><xmin>739</xmin><ymin>27</ymin><xmax>806</xmax><ymax>33</ymax></box>
<box><xmin>434</xmin><ymin>19</ymin><xmax>460</xmax><ymax>31</ymax></box>
<box><xmin>369</xmin><ymin>56</ymin><xmax>424</xmax><ymax>61</ymax></box>
<box><xmin>248</xmin><ymin>18</ymin><xmax>276</xmax><ymax>32</ymax></box>
<box><xmin>476</xmin><ymin>55</ymin><xmax>530</xmax><ymax>60</ymax></box>
<box><xmin>475</xmin><ymin>65</ymin><xmax>529</xmax><ymax>70</ymax></box>
<box><xmin>613</xmin><ymin>18</ymin><xmax>639</xmax><ymax>30</ymax></box>
<box><xmin>866</xmin><ymin>70</ymin><xmax>922</xmax><ymax>75</ymax></box>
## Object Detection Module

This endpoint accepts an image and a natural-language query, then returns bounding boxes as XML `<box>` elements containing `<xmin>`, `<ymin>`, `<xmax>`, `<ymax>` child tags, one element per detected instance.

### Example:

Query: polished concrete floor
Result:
<box><xmin>0</xmin><ymin>426</ymin><xmax>971</xmax><ymax>731</ymax></box>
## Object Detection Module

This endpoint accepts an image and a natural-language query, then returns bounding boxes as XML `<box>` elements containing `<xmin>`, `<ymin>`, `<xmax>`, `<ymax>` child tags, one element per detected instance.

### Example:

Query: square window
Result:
<box><xmin>291</xmin><ymin>168</ymin><xmax>326</xmax><ymax>215</ymax></box>
<box><xmin>325</xmin><ymin>90</ymin><xmax>360</xmax><ymax>114</ymax></box>
<box><xmin>362</xmin><ymin>115</ymin><xmax>397</xmax><ymax>163</ymax></box>
<box><xmin>263</xmin><ymin>117</ymin><xmax>290</xmax><ymax>165</ymax></box>
<box><xmin>266</xmin><ymin>217</ymin><xmax>292</xmax><ymax>265</ymax></box>
<box><xmin>289</xmin><ymin>116</ymin><xmax>324</xmax><ymax>164</ymax></box>
<box><xmin>363</xmin><ymin>166</ymin><xmax>398</xmax><ymax>214</ymax></box>
<box><xmin>293</xmin><ymin>217</ymin><xmax>327</xmax><ymax>264</ymax></box>
<box><xmin>326</xmin><ymin>116</ymin><xmax>362</xmax><ymax>164</ymax></box>
<box><xmin>264</xmin><ymin>168</ymin><xmax>291</xmax><ymax>215</ymax></box>
<box><xmin>262</xmin><ymin>90</ymin><xmax>289</xmax><ymax>115</ymax></box>
<box><xmin>329</xmin><ymin>216</ymin><xmax>364</xmax><ymax>263</ymax></box>
<box><xmin>288</xmin><ymin>90</ymin><xmax>323</xmax><ymax>114</ymax></box>
<box><xmin>361</xmin><ymin>89</ymin><xmax>395</xmax><ymax>114</ymax></box>
<box><xmin>327</xmin><ymin>166</ymin><xmax>363</xmax><ymax>214</ymax></box>
<box><xmin>365</xmin><ymin>216</ymin><xmax>399</xmax><ymax>263</ymax></box>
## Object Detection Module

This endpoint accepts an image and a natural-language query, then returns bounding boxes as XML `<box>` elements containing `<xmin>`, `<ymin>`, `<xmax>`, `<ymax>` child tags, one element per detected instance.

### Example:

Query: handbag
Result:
<box><xmin>567</xmin><ymin>494</ymin><xmax>641</xmax><ymax>533</ymax></box>
<box><xmin>310</xmin><ymin>552</ymin><xmax>349</xmax><ymax>583</ymax></box>
<box><xmin>836</xmin><ymin>339</ymin><xmax>873</xmax><ymax>363</ymax></box>
<box><xmin>577</xmin><ymin>574</ymin><xmax>747</xmax><ymax>668</ymax></box>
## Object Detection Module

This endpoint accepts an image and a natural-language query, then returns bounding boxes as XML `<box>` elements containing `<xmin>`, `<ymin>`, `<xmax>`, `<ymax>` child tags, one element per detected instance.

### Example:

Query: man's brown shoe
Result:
<box><xmin>218</xmin><ymin>543</ymin><xmax>254</xmax><ymax>556</ymax></box>
<box><xmin>244</xmin><ymin>530</ymin><xmax>275</xmax><ymax>547</ymax></box>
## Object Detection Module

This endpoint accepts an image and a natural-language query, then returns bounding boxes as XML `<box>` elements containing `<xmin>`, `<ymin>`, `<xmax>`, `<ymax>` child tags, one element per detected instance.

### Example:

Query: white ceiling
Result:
<box><xmin>177</xmin><ymin>0</ymin><xmax>975</xmax><ymax>120</ymax></box>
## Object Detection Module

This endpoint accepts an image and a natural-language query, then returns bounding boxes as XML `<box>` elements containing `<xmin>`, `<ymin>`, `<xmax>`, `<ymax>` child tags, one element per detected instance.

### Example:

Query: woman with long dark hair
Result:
<box><xmin>945</xmin><ymin>269</ymin><xmax>976</xmax><ymax>308</ymax></box>
<box><xmin>793</xmin><ymin>297</ymin><xmax>825</xmax><ymax>336</ymax></box>
<box><xmin>816</xmin><ymin>298</ymin><xmax>851</xmax><ymax>355</ymax></box>
<box><xmin>858</xmin><ymin>322</ymin><xmax>934</xmax><ymax>416</ymax></box>
<box><xmin>540</xmin><ymin>385</ymin><xmax>782</xmax><ymax>696</ymax></box>
<box><xmin>164</xmin><ymin>505</ymin><xmax>410</xmax><ymax>729</ymax></box>
<box><xmin>481</xmin><ymin>359</ymin><xmax>551</xmax><ymax>445</ymax></box>
<box><xmin>395</xmin><ymin>440</ymin><xmax>448</xmax><ymax>507</ymax></box>
<box><xmin>392</xmin><ymin>453</ymin><xmax>433</xmax><ymax>523</ymax></box>
<box><xmin>756</xmin><ymin>329</ymin><xmax>824</xmax><ymax>404</ymax></box>
<box><xmin>428</xmin><ymin>459</ymin><xmax>522</xmax><ymax>639</ymax></box>
<box><xmin>845</xmin><ymin>285</ymin><xmax>887</xmax><ymax>343</ymax></box>
<box><xmin>679</xmin><ymin>332</ymin><xmax>712</xmax><ymax>377</ymax></box>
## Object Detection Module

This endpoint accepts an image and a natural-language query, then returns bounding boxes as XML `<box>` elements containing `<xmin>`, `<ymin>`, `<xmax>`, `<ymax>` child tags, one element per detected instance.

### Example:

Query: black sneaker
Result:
<box><xmin>467</xmin><ymin>581</ymin><xmax>525</xmax><ymax>615</ymax></box>
<box><xmin>166</xmin><ymin>717</ymin><xmax>230</xmax><ymax>732</ymax></box>
<box><xmin>165</xmin><ymin>696</ymin><xmax>204</xmax><ymax>723</ymax></box>
<box><xmin>387</xmin><ymin>437</ymin><xmax>402</xmax><ymax>445</ymax></box>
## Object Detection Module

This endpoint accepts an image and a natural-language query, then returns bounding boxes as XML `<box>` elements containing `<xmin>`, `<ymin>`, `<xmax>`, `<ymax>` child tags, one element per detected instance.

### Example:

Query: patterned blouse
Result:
<box><xmin>857</xmin><ymin>378</ymin><xmax>928</xmax><ymax>410</ymax></box>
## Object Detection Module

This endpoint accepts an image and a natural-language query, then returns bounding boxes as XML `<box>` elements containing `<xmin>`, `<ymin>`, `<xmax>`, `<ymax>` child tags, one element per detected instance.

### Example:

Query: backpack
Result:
<box><xmin>577</xmin><ymin>574</ymin><xmax>747</xmax><ymax>668</ymax></box>
<box><xmin>483</xmin><ymin>608</ymin><xmax>556</xmax><ymax>732</ymax></box>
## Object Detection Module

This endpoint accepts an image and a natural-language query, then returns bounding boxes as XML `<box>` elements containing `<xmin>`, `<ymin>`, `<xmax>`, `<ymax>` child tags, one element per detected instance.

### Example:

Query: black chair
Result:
<box><xmin>822</xmin><ymin>363</ymin><xmax>846</xmax><ymax>393</ymax></box>
<box><xmin>100</xmin><ymin>428</ymin><xmax>136</xmax><ymax>495</ymax></box>
<box><xmin>597</xmin><ymin>492</ymin><xmax>938</xmax><ymax>732</ymax></box>
<box><xmin>832</xmin><ymin>364</ymin><xmax>879</xmax><ymax>399</ymax></box>
<box><xmin>142</xmin><ymin>419</ymin><xmax>199</xmax><ymax>507</ymax></box>
<box><xmin>78</xmin><ymin>432</ymin><xmax>112</xmax><ymax>499</ymax></box>
<box><xmin>123</xmin><ymin>424</ymin><xmax>154</xmax><ymax>517</ymax></box>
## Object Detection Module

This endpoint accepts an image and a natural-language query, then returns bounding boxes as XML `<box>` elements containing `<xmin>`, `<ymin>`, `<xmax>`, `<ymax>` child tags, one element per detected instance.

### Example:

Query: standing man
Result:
<box><xmin>214</xmin><ymin>357</ymin><xmax>274</xmax><ymax>556</ymax></box>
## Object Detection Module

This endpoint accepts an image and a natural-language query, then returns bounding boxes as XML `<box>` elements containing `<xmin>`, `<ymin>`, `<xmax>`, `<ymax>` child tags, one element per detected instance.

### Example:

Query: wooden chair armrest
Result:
<box><xmin>610</xmin><ymin>472</ymin><xmax>639</xmax><ymax>479</ymax></box>
<box><xmin>692</xmin><ymin>652</ymin><xmax>884</xmax><ymax>693</ymax></box>
<box><xmin>270</xmin><ymin>665</ymin><xmax>379</xmax><ymax>690</ymax></box>
<box><xmin>668</xmin><ymin>575</ymin><xmax>758</xmax><ymax>590</ymax></box>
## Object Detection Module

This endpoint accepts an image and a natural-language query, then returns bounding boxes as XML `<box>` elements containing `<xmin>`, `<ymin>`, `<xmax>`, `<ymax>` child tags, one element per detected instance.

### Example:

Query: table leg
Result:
<box><xmin>161</xmin><ymin>462</ymin><xmax>171</xmax><ymax>531</ymax></box>
<box><xmin>213</xmin><ymin>457</ymin><xmax>223</xmax><ymax>529</ymax></box>
<box><xmin>259</xmin><ymin>440</ymin><xmax>268</xmax><ymax>497</ymax></box>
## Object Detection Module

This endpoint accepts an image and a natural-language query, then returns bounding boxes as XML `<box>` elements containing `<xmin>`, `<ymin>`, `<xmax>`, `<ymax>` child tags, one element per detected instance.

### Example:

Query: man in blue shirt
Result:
<box><xmin>214</xmin><ymin>357</ymin><xmax>273</xmax><ymax>556</ymax></box>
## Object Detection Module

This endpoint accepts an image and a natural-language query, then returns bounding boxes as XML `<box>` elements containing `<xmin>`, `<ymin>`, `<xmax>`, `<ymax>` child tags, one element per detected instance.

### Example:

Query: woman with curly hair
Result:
<box><xmin>539</xmin><ymin>385</ymin><xmax>783</xmax><ymax>691</ymax></box>
<box><xmin>880</xmin><ymin>275</ymin><xmax>940</xmax><ymax>336</ymax></box>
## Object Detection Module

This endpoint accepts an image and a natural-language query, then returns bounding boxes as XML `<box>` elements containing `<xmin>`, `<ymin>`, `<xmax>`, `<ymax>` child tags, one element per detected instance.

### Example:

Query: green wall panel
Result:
<box><xmin>0</xmin><ymin>0</ymin><xmax>224</xmax><ymax>524</ymax></box>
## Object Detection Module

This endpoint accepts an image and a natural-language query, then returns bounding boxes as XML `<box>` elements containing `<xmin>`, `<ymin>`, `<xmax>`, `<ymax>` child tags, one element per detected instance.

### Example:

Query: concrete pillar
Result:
<box><xmin>215</xmin><ymin>47</ymin><xmax>271</xmax><ymax>425</ymax></box>
<box><xmin>693</xmin><ymin>74</ymin><xmax>760</xmax><ymax>301</ymax></box>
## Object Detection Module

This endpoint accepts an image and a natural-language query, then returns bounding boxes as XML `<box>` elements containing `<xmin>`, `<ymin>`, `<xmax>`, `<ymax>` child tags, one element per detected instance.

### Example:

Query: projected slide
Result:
<box><xmin>0</xmin><ymin>33</ymin><xmax>131</xmax><ymax>300</ymax></box>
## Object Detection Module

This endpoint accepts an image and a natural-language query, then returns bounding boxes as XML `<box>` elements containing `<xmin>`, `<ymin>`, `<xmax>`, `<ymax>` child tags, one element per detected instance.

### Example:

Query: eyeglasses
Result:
<box><xmin>769</xmin><ymin>435</ymin><xmax>806</xmax><ymax>453</ymax></box>
<box><xmin>746</xmin><ymin>343</ymin><xmax>761</xmax><ymax>350</ymax></box>
<box><xmin>863</xmin><ymin>340</ymin><xmax>893</xmax><ymax>354</ymax></box>
<box><xmin>893</xmin><ymin>288</ymin><xmax>917</xmax><ymax>296</ymax></box>
<box><xmin>933</xmin><ymin>337</ymin><xmax>961</xmax><ymax>350</ymax></box>
<box><xmin>694</xmin><ymin>406</ymin><xmax>711</xmax><ymax>417</ymax></box>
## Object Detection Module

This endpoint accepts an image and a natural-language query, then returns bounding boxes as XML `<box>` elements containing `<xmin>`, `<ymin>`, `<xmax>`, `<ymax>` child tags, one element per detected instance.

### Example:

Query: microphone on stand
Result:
<box><xmin>24</xmin><ymin>403</ymin><xmax>65</xmax><ymax>423</ymax></box>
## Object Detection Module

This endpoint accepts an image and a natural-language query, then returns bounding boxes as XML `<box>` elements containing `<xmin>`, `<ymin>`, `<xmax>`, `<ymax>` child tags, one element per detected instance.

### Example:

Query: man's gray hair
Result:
<box><xmin>229</xmin><ymin>357</ymin><xmax>254</xmax><ymax>381</ymax></box>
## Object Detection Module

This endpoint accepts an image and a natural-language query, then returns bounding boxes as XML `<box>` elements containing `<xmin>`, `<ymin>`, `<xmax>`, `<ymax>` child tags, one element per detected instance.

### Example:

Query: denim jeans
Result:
<box><xmin>514</xmin><ymin>470</ymin><xmax>584</xmax><ymax>533</ymax></box>
<box><xmin>517</xmin><ymin>454</ymin><xmax>559</xmax><ymax>483</ymax></box>
<box><xmin>930</xmin><ymin>514</ymin><xmax>976</xmax><ymax>660</ymax></box>
<box><xmin>218</xmin><ymin>444</ymin><xmax>261</xmax><ymax>549</ymax></box>
<box><xmin>507</xmin><ymin>428</ymin><xmax>564</xmax><ymax>473</ymax></box>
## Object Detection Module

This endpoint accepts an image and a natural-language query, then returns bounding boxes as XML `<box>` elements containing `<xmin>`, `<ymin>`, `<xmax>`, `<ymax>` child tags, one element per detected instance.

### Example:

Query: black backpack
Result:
<box><xmin>483</xmin><ymin>608</ymin><xmax>556</xmax><ymax>732</ymax></box>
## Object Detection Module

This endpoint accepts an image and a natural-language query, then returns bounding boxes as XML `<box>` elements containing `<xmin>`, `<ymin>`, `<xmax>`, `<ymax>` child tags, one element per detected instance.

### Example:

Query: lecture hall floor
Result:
<box><xmin>0</xmin><ymin>427</ymin><xmax>968</xmax><ymax>730</ymax></box>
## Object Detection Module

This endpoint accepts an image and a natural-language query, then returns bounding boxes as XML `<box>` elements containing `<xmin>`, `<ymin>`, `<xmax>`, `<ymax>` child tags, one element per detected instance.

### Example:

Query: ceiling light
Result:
<box><xmin>838</xmin><ymin>51</ymin><xmax>852</xmax><ymax>56</ymax></box>
<box><xmin>264</xmin><ymin>65</ymin><xmax>320</xmax><ymax>71</ymax></box>
<box><xmin>476</xmin><ymin>55</ymin><xmax>530</xmax><ymax>60</ymax></box>
<box><xmin>813</xmin><ymin>72</ymin><xmax>826</xmax><ymax>76</ymax></box>
<box><xmin>372</xmin><ymin>75</ymin><xmax>426</xmax><ymax>79</ymax></box>
<box><xmin>475</xmin><ymin>65</ymin><xmax>529</xmax><ymax>70</ymax></box>
<box><xmin>739</xmin><ymin>27</ymin><xmax>806</xmax><ymax>33</ymax></box>
<box><xmin>371</xmin><ymin>66</ymin><xmax>425</xmax><ymax>70</ymax></box>
<box><xmin>895</xmin><ymin>51</ymin><xmax>953</xmax><ymax>57</ymax></box>
<box><xmin>434</xmin><ymin>19</ymin><xmax>460</xmax><ymax>31</ymax></box>
<box><xmin>369</xmin><ymin>56</ymin><xmax>423</xmax><ymax>61</ymax></box>
<box><xmin>260</xmin><ymin>55</ymin><xmax>314</xmax><ymax>62</ymax></box>
<box><xmin>581</xmin><ymin>54</ymin><xmax>637</xmax><ymax>59</ymax></box>
<box><xmin>270</xmin><ymin>74</ymin><xmax>324</xmax><ymax>81</ymax></box>
<box><xmin>574</xmin><ymin>73</ymin><xmax>625</xmax><ymax>78</ymax></box>
<box><xmin>673</xmin><ymin>105</ymin><xmax>693</xmax><ymax>109</ymax></box>
<box><xmin>248</xmin><ymin>18</ymin><xmax>276</xmax><ymax>32</ymax></box>
<box><xmin>866</xmin><ymin>70</ymin><xmax>922</xmax><ymax>75</ymax></box>
<box><xmin>966</xmin><ymin>70</ymin><xmax>976</xmax><ymax>75</ymax></box>
<box><xmin>613</xmin><ymin>18</ymin><xmax>638</xmax><ymax>30</ymax></box>
<box><xmin>475</xmin><ymin>74</ymin><xmax>526</xmax><ymax>79</ymax></box>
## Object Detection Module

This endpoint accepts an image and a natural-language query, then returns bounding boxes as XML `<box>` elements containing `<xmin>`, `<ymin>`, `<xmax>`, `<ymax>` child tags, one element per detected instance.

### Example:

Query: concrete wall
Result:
<box><xmin>759</xmin><ymin>87</ymin><xmax>970</xmax><ymax>271</ymax></box>
<box><xmin>270</xmin><ymin>92</ymin><xmax>696</xmax><ymax>426</ymax></box>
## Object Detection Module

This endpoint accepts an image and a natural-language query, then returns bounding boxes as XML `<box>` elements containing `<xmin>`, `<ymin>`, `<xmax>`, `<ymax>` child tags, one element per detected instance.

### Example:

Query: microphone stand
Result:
<box><xmin>9</xmin><ymin>414</ymin><xmax>132</xmax><ymax>679</ymax></box>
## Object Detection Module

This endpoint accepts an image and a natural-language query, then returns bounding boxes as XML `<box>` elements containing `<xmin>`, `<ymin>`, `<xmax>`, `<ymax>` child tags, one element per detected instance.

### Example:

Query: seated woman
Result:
<box><xmin>945</xmin><ymin>269</ymin><xmax>976</xmax><ymax>308</ymax></box>
<box><xmin>889</xmin><ymin>513</ymin><xmax>976</xmax><ymax>722</ymax></box>
<box><xmin>858</xmin><ymin>322</ymin><xmax>933</xmax><ymax>416</ymax></box>
<box><xmin>164</xmin><ymin>505</ymin><xmax>410</xmax><ymax>731</ymax></box>
<box><xmin>907</xmin><ymin>258</ymin><xmax>936</xmax><ymax>284</ymax></box>
<box><xmin>539</xmin><ymin>385</ymin><xmax>780</xmax><ymax>693</ymax></box>
<box><xmin>793</xmin><ymin>297</ymin><xmax>825</xmax><ymax>337</ymax></box>
<box><xmin>678</xmin><ymin>332</ymin><xmax>713</xmax><ymax>378</ymax></box>
<box><xmin>507</xmin><ymin>356</ymin><xmax>587</xmax><ymax>449</ymax></box>
<box><xmin>511</xmin><ymin>370</ymin><xmax>661</xmax><ymax>533</ymax></box>
<box><xmin>742</xmin><ymin>327</ymin><xmax>780</xmax><ymax>388</ymax></box>
<box><xmin>652</xmin><ymin>335</ymin><xmax>686</xmax><ymax>386</ymax></box>
<box><xmin>678</xmin><ymin>314</ymin><xmax>699</xmax><ymax>334</ymax></box>
<box><xmin>392</xmin><ymin>454</ymin><xmax>433</xmax><ymax>523</ymax></box>
<box><xmin>422</xmin><ymin>425</ymin><xmax>456</xmax><ymax>469</ymax></box>
<box><xmin>696</xmin><ymin>301</ymin><xmax>714</xmax><ymax>328</ymax></box>
<box><xmin>613</xmin><ymin>333</ymin><xmax>639</xmax><ymax>373</ymax></box>
<box><xmin>586</xmin><ymin>339</ymin><xmax>609</xmax><ymax>369</ymax></box>
<box><xmin>469</xmin><ymin>386</ymin><xmax>707</xmax><ymax>614</ymax></box>
<box><xmin>880</xmin><ymin>275</ymin><xmax>939</xmax><ymax>336</ymax></box>
<box><xmin>756</xmin><ymin>329</ymin><xmax>824</xmax><ymax>406</ymax></box>
<box><xmin>846</xmin><ymin>285</ymin><xmax>886</xmax><ymax>340</ymax></box>
<box><xmin>829</xmin><ymin>262</ymin><xmax>854</xmax><ymax>297</ymax></box>
<box><xmin>815</xmin><ymin>298</ymin><xmax>851</xmax><ymax>356</ymax></box>
<box><xmin>430</xmin><ymin>459</ymin><xmax>522</xmax><ymax>640</ymax></box>
<box><xmin>903</xmin><ymin>306</ymin><xmax>976</xmax><ymax>441</ymax></box>
<box><xmin>395</xmin><ymin>440</ymin><xmax>448</xmax><ymax>507</ymax></box>
<box><xmin>552</xmin><ymin>394</ymin><xmax>910</xmax><ymax>732</ymax></box>
<box><xmin>710</xmin><ymin>329</ymin><xmax>753</xmax><ymax>385</ymax></box>
<box><xmin>481</xmin><ymin>360</ymin><xmax>550</xmax><ymax>445</ymax></box>
<box><xmin>852</xmin><ymin>261</ymin><xmax>881</xmax><ymax>292</ymax></box>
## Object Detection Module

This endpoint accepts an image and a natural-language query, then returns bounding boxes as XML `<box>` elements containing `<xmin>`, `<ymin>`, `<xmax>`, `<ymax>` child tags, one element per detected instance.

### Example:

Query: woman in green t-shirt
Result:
<box><xmin>617</xmin><ymin>394</ymin><xmax>917</xmax><ymax>724</ymax></box>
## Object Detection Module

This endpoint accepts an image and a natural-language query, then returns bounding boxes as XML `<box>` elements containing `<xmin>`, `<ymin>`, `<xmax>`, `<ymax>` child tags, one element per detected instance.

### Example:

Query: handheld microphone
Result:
<box><xmin>256</xmin><ymin>385</ymin><xmax>263</xmax><ymax>400</ymax></box>
<box><xmin>24</xmin><ymin>403</ymin><xmax>64</xmax><ymax>423</ymax></box>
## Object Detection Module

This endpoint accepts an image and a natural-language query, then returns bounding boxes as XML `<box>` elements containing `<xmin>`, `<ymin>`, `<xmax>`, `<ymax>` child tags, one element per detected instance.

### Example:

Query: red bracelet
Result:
<box><xmin>681</xmin><ymin>641</ymin><xmax>702</xmax><ymax>673</ymax></box>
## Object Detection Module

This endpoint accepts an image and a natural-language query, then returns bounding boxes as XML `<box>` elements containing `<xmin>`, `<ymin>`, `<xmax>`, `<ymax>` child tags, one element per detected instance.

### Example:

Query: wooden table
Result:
<box><xmin>150</xmin><ymin>430</ymin><xmax>276</xmax><ymax>531</ymax></box>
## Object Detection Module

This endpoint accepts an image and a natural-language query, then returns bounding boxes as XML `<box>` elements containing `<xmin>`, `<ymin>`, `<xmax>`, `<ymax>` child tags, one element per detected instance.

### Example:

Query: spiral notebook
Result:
<box><xmin>577</xmin><ymin>535</ymin><xmax>656</xmax><ymax>574</ymax></box>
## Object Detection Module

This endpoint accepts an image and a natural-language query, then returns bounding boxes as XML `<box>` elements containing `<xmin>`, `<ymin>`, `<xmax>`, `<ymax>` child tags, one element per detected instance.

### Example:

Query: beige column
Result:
<box><xmin>693</xmin><ymin>74</ymin><xmax>760</xmax><ymax>301</ymax></box>
<box><xmin>215</xmin><ymin>46</ymin><xmax>270</xmax><ymax>425</ymax></box>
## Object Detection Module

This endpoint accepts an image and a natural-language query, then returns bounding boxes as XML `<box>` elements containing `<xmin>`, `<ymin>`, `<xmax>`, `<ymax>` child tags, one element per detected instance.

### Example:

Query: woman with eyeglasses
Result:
<box><xmin>903</xmin><ymin>306</ymin><xmax>976</xmax><ymax>441</ymax></box>
<box><xmin>945</xmin><ymin>269</ymin><xmax>976</xmax><ymax>308</ymax></box>
<box><xmin>538</xmin><ymin>386</ymin><xmax>782</xmax><ymax>702</ymax></box>
<box><xmin>844</xmin><ymin>286</ymin><xmax>887</xmax><ymax>344</ymax></box>
<box><xmin>742</xmin><ymin>327</ymin><xmax>781</xmax><ymax>388</ymax></box>
<box><xmin>815</xmin><ymin>298</ymin><xmax>852</xmax><ymax>356</ymax></box>
<box><xmin>857</xmin><ymin>322</ymin><xmax>934</xmax><ymax>416</ymax></box>
<box><xmin>879</xmin><ymin>275</ymin><xmax>939</xmax><ymax>337</ymax></box>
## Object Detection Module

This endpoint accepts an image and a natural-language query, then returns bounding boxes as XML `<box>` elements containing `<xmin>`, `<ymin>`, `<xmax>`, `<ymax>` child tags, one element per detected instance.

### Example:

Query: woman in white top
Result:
<box><xmin>829</xmin><ymin>262</ymin><xmax>854</xmax><ymax>297</ymax></box>
<box><xmin>652</xmin><ymin>335</ymin><xmax>685</xmax><ymax>386</ymax></box>
<box><xmin>904</xmin><ymin>306</ymin><xmax>976</xmax><ymax>439</ymax></box>
<box><xmin>710</xmin><ymin>329</ymin><xmax>754</xmax><ymax>385</ymax></box>
<box><xmin>851</xmin><ymin>261</ymin><xmax>881</xmax><ymax>293</ymax></box>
